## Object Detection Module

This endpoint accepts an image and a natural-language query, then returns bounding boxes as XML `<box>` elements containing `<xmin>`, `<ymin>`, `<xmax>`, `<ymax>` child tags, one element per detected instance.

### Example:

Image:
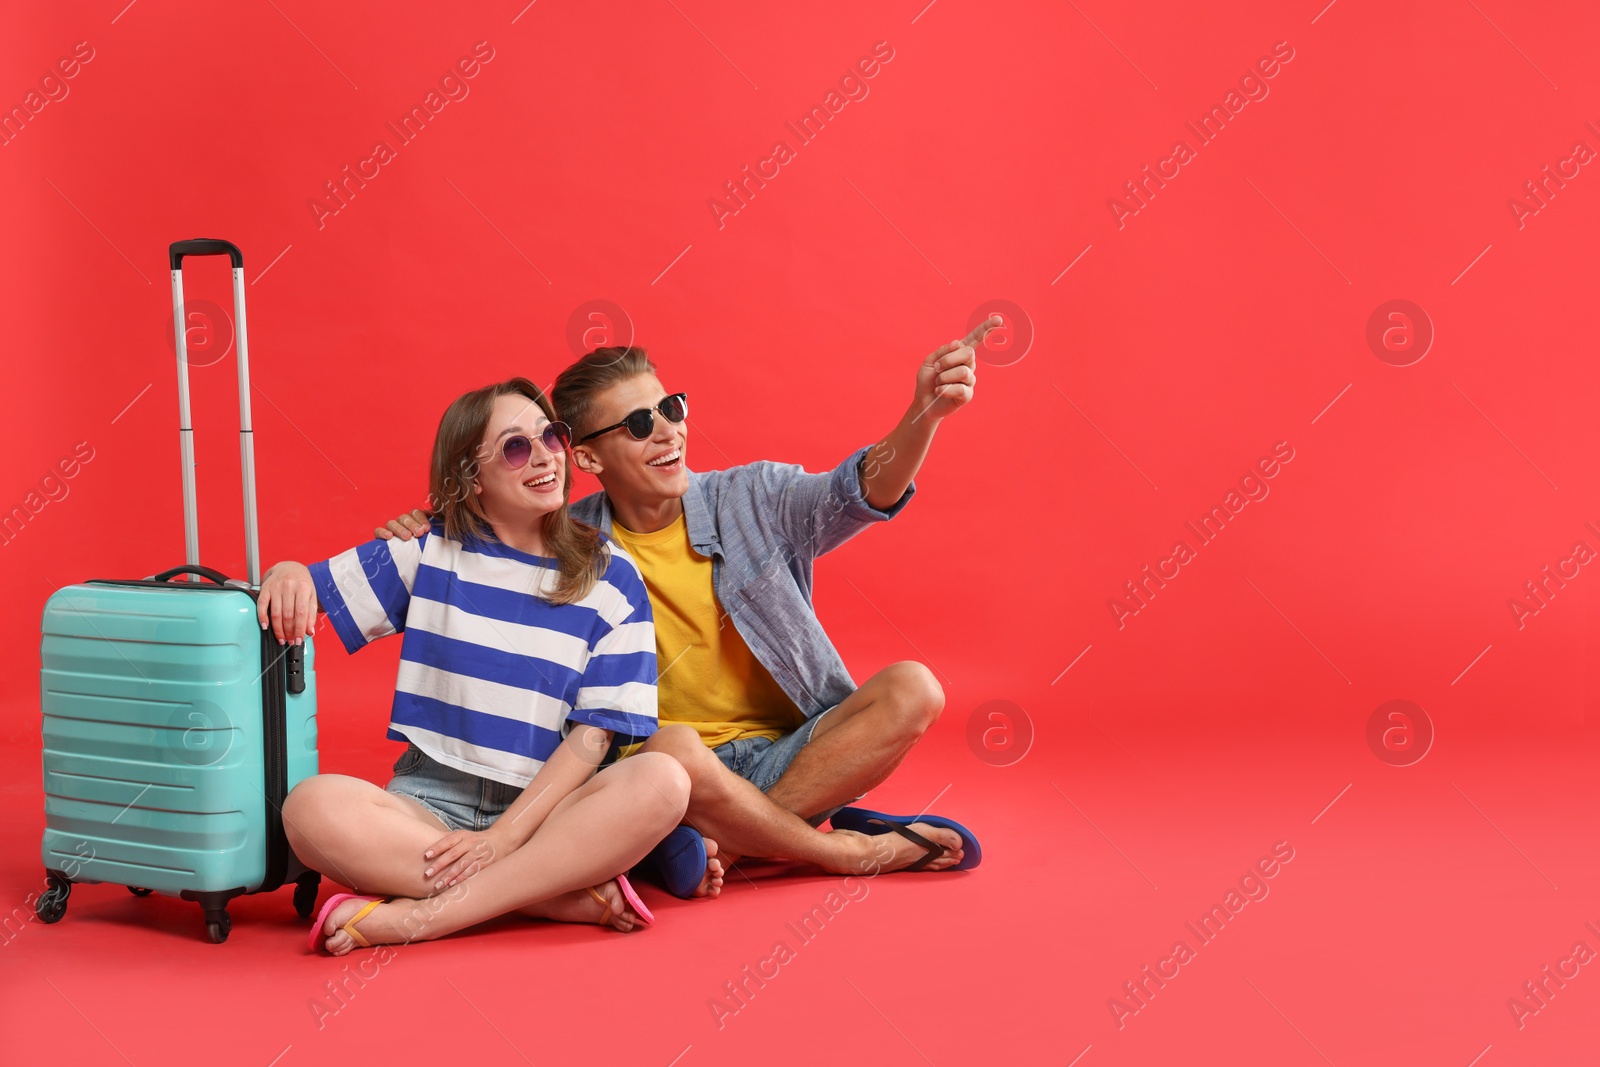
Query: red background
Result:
<box><xmin>4</xmin><ymin>1</ymin><xmax>1600</xmax><ymax>1064</ymax></box>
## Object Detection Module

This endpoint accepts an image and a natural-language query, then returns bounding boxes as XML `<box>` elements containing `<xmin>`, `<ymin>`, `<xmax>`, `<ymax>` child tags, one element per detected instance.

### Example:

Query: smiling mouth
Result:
<box><xmin>646</xmin><ymin>449</ymin><xmax>682</xmax><ymax>469</ymax></box>
<box><xmin>523</xmin><ymin>471</ymin><xmax>558</xmax><ymax>488</ymax></box>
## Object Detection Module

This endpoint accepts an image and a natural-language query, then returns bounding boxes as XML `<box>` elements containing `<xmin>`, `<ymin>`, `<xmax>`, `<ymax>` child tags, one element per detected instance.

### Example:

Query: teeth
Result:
<box><xmin>524</xmin><ymin>472</ymin><xmax>557</xmax><ymax>487</ymax></box>
<box><xmin>648</xmin><ymin>450</ymin><xmax>681</xmax><ymax>467</ymax></box>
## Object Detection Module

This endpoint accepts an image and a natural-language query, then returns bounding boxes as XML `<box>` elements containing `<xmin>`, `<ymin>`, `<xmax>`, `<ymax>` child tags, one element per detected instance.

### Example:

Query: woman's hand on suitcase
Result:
<box><xmin>258</xmin><ymin>562</ymin><xmax>318</xmax><ymax>645</ymax></box>
<box><xmin>375</xmin><ymin>509</ymin><xmax>431</xmax><ymax>541</ymax></box>
<box><xmin>423</xmin><ymin>828</ymin><xmax>504</xmax><ymax>889</ymax></box>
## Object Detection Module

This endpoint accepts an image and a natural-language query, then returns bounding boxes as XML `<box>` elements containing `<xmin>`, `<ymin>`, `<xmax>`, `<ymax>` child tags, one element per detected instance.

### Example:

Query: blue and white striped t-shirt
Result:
<box><xmin>308</xmin><ymin>521</ymin><xmax>658</xmax><ymax>788</ymax></box>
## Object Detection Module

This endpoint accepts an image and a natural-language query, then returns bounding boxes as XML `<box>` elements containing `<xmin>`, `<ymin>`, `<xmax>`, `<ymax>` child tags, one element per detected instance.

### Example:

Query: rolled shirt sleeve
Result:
<box><xmin>308</xmin><ymin>533</ymin><xmax>427</xmax><ymax>655</ymax></box>
<box><xmin>770</xmin><ymin>444</ymin><xmax>916</xmax><ymax>560</ymax></box>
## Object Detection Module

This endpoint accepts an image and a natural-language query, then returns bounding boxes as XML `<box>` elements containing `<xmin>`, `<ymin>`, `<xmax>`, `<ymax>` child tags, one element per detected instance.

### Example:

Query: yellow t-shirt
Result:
<box><xmin>609</xmin><ymin>512</ymin><xmax>803</xmax><ymax>749</ymax></box>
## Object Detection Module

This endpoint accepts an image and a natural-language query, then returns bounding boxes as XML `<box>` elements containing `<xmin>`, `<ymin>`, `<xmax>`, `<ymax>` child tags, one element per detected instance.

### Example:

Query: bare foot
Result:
<box><xmin>831</xmin><ymin>825</ymin><xmax>965</xmax><ymax>874</ymax></box>
<box><xmin>695</xmin><ymin>837</ymin><xmax>725</xmax><ymax>898</ymax></box>
<box><xmin>318</xmin><ymin>896</ymin><xmax>409</xmax><ymax>956</ymax></box>
<box><xmin>316</xmin><ymin>879</ymin><xmax>646</xmax><ymax>954</ymax></box>
<box><xmin>519</xmin><ymin>881</ymin><xmax>642</xmax><ymax>932</ymax></box>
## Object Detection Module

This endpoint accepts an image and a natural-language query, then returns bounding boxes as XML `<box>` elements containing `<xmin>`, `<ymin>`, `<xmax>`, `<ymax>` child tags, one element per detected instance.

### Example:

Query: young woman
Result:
<box><xmin>259</xmin><ymin>377</ymin><xmax>689</xmax><ymax>955</ymax></box>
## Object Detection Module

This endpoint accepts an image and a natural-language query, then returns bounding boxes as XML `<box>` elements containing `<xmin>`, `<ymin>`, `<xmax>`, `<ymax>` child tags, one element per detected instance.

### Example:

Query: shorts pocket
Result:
<box><xmin>392</xmin><ymin>744</ymin><xmax>426</xmax><ymax>776</ymax></box>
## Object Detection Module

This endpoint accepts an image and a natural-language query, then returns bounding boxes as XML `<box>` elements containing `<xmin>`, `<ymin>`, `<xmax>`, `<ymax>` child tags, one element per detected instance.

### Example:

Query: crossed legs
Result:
<box><xmin>638</xmin><ymin>661</ymin><xmax>965</xmax><ymax>879</ymax></box>
<box><xmin>284</xmin><ymin>751</ymin><xmax>689</xmax><ymax>952</ymax></box>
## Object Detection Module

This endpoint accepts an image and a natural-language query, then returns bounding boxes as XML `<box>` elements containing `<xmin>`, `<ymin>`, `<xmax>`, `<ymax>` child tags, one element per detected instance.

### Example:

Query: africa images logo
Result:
<box><xmin>1106</xmin><ymin>40</ymin><xmax>1296</xmax><ymax>229</ymax></box>
<box><xmin>1107</xmin><ymin>441</ymin><xmax>1296</xmax><ymax>629</ymax></box>
<box><xmin>706</xmin><ymin>41</ymin><xmax>896</xmax><ymax>230</ymax></box>
<box><xmin>308</xmin><ymin>42</ymin><xmax>496</xmax><ymax>229</ymax></box>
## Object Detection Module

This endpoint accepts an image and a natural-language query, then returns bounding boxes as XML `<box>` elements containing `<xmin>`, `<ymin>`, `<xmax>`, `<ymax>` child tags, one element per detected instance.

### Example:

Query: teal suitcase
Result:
<box><xmin>35</xmin><ymin>239</ymin><xmax>320</xmax><ymax>943</ymax></box>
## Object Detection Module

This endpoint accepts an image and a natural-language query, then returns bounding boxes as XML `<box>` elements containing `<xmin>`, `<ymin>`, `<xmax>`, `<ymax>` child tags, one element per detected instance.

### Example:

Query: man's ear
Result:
<box><xmin>572</xmin><ymin>444</ymin><xmax>602</xmax><ymax>476</ymax></box>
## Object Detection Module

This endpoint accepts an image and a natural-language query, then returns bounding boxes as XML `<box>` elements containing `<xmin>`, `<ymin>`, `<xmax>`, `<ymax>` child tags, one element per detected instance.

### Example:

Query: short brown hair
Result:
<box><xmin>551</xmin><ymin>346</ymin><xmax>657</xmax><ymax>442</ymax></box>
<box><xmin>428</xmin><ymin>377</ymin><xmax>607</xmax><ymax>605</ymax></box>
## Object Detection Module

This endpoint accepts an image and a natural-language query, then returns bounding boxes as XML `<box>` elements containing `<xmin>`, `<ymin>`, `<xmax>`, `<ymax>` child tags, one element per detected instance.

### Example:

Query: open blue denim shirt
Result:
<box><xmin>568</xmin><ymin>446</ymin><xmax>915</xmax><ymax>721</ymax></box>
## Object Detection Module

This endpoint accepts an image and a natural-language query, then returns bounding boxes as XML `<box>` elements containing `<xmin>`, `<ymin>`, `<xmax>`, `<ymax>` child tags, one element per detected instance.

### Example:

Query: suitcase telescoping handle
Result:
<box><xmin>169</xmin><ymin>239</ymin><xmax>261</xmax><ymax>588</ymax></box>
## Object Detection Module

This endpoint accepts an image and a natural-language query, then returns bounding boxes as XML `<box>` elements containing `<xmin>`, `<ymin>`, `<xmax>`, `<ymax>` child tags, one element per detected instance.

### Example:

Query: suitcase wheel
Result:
<box><xmin>293</xmin><ymin>874</ymin><xmax>320</xmax><ymax>920</ymax></box>
<box><xmin>183</xmin><ymin>890</ymin><xmax>239</xmax><ymax>944</ymax></box>
<box><xmin>35</xmin><ymin>872</ymin><xmax>71</xmax><ymax>924</ymax></box>
<box><xmin>127</xmin><ymin>886</ymin><xmax>153</xmax><ymax>897</ymax></box>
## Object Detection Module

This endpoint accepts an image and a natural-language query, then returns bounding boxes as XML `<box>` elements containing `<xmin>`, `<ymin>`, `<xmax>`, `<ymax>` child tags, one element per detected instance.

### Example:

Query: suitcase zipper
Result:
<box><xmin>258</xmin><ymin>623</ymin><xmax>290</xmax><ymax>894</ymax></box>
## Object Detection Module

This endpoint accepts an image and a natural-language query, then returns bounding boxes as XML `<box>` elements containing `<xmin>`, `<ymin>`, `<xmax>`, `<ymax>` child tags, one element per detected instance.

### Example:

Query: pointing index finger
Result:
<box><xmin>962</xmin><ymin>313</ymin><xmax>1004</xmax><ymax>348</ymax></box>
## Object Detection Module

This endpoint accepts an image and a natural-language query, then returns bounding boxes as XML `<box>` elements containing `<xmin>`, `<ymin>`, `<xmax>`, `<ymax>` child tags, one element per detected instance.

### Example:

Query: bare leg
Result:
<box><xmin>513</xmin><ymin>883</ymin><xmax>643</xmax><ymax>929</ymax></box>
<box><xmin>315</xmin><ymin>752</ymin><xmax>689</xmax><ymax>953</ymax></box>
<box><xmin>766</xmin><ymin>661</ymin><xmax>945</xmax><ymax>819</ymax></box>
<box><xmin>283</xmin><ymin>774</ymin><xmax>458</xmax><ymax>900</ymax></box>
<box><xmin>639</xmin><ymin>718</ymin><xmax>963</xmax><ymax>877</ymax></box>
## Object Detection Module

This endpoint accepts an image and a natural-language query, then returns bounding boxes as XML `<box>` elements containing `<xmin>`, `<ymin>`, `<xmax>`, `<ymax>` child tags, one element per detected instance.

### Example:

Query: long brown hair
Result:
<box><xmin>428</xmin><ymin>377</ymin><xmax>607</xmax><ymax>605</ymax></box>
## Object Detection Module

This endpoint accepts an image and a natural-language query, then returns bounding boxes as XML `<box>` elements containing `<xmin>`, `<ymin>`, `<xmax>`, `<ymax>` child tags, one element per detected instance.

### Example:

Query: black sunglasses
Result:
<box><xmin>497</xmin><ymin>422</ymin><xmax>573</xmax><ymax>468</ymax></box>
<box><xmin>577</xmin><ymin>392</ymin><xmax>688</xmax><ymax>444</ymax></box>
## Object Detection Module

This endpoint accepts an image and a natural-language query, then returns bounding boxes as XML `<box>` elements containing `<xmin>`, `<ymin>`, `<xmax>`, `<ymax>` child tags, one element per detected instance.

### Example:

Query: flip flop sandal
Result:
<box><xmin>830</xmin><ymin>807</ymin><xmax>983</xmax><ymax>871</ymax></box>
<box><xmin>307</xmin><ymin>892</ymin><xmax>388</xmax><ymax>953</ymax></box>
<box><xmin>643</xmin><ymin>825</ymin><xmax>708</xmax><ymax>899</ymax></box>
<box><xmin>586</xmin><ymin>874</ymin><xmax>655</xmax><ymax>928</ymax></box>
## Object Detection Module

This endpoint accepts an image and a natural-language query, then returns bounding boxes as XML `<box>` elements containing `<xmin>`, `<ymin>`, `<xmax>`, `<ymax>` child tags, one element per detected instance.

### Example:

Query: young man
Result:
<box><xmin>379</xmin><ymin>319</ymin><xmax>996</xmax><ymax>895</ymax></box>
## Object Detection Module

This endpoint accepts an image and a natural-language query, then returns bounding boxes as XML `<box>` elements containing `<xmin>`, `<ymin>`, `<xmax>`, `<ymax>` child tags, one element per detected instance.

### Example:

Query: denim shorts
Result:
<box><xmin>712</xmin><ymin>706</ymin><xmax>859</xmax><ymax>825</ymax></box>
<box><xmin>384</xmin><ymin>743</ymin><xmax>521</xmax><ymax>833</ymax></box>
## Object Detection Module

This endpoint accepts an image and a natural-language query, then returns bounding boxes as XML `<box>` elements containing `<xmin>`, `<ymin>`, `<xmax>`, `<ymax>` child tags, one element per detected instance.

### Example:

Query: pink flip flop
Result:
<box><xmin>587</xmin><ymin>874</ymin><xmax>655</xmax><ymax>928</ymax></box>
<box><xmin>617</xmin><ymin>874</ymin><xmax>653</xmax><ymax>925</ymax></box>
<box><xmin>306</xmin><ymin>891</ymin><xmax>387</xmax><ymax>952</ymax></box>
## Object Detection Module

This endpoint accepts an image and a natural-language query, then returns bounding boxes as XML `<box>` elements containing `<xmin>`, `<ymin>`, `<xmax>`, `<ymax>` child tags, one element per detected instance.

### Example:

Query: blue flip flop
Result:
<box><xmin>830</xmin><ymin>807</ymin><xmax>982</xmax><ymax>871</ymax></box>
<box><xmin>643</xmin><ymin>825</ymin><xmax>707</xmax><ymax>899</ymax></box>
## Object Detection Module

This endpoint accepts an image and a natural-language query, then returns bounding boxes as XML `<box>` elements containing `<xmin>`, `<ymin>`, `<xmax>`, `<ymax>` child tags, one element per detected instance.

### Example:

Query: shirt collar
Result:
<box><xmin>681</xmin><ymin>470</ymin><xmax>719</xmax><ymax>555</ymax></box>
<box><xmin>596</xmin><ymin>470</ymin><xmax>721</xmax><ymax>556</ymax></box>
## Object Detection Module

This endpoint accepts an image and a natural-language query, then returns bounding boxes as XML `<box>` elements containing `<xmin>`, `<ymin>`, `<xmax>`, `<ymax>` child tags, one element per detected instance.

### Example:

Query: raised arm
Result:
<box><xmin>859</xmin><ymin>314</ymin><xmax>997</xmax><ymax>509</ymax></box>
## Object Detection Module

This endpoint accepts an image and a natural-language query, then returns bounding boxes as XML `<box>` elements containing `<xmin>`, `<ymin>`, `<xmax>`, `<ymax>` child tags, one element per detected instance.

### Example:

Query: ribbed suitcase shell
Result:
<box><xmin>40</xmin><ymin>581</ymin><xmax>317</xmax><ymax>895</ymax></box>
